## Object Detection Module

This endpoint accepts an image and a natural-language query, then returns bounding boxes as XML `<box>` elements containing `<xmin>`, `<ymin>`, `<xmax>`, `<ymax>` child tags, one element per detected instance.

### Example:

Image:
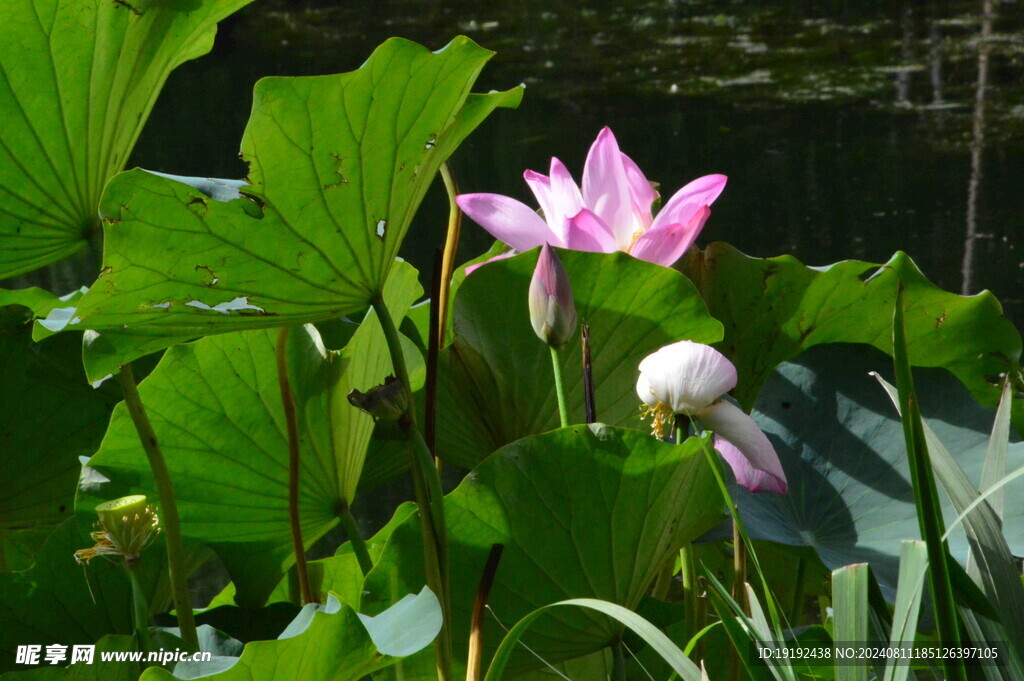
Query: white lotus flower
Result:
<box><xmin>637</xmin><ymin>340</ymin><xmax>787</xmax><ymax>494</ymax></box>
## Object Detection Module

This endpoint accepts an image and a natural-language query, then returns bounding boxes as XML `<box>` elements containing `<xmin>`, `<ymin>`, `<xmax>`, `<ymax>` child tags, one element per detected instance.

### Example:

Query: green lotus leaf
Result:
<box><xmin>80</xmin><ymin>262</ymin><xmax>420</xmax><ymax>606</ymax></box>
<box><xmin>66</xmin><ymin>36</ymin><xmax>521</xmax><ymax>378</ymax></box>
<box><xmin>0</xmin><ymin>287</ymin><xmax>85</xmax><ymax>320</ymax></box>
<box><xmin>733</xmin><ymin>344</ymin><xmax>1024</xmax><ymax>600</ymax></box>
<box><xmin>362</xmin><ymin>425</ymin><xmax>721</xmax><ymax>676</ymax></box>
<box><xmin>679</xmin><ymin>243</ymin><xmax>1023</xmax><ymax>428</ymax></box>
<box><xmin>0</xmin><ymin>0</ymin><xmax>252</xmax><ymax>278</ymax></box>
<box><xmin>436</xmin><ymin>249</ymin><xmax>723</xmax><ymax>469</ymax></box>
<box><xmin>143</xmin><ymin>590</ymin><xmax>440</xmax><ymax>681</ymax></box>
<box><xmin>0</xmin><ymin>519</ymin><xmax>132</xmax><ymax>673</ymax></box>
<box><xmin>0</xmin><ymin>314</ymin><xmax>121</xmax><ymax>570</ymax></box>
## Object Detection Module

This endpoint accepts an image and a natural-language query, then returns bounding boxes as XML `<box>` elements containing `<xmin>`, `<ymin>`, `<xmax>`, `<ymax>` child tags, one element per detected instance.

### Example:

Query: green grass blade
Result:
<box><xmin>882</xmin><ymin>541</ymin><xmax>928</xmax><ymax>681</ymax></box>
<box><xmin>482</xmin><ymin>598</ymin><xmax>703</xmax><ymax>681</ymax></box>
<box><xmin>979</xmin><ymin>380</ymin><xmax>1013</xmax><ymax>524</ymax></box>
<box><xmin>942</xmin><ymin>465</ymin><xmax>1024</xmax><ymax>542</ymax></box>
<box><xmin>890</xmin><ymin>284</ymin><xmax>967</xmax><ymax>681</ymax></box>
<box><xmin>832</xmin><ymin>564</ymin><xmax>870</xmax><ymax>681</ymax></box>
<box><xmin>875</xmin><ymin>375</ymin><xmax>1024</xmax><ymax>653</ymax></box>
<box><xmin>702</xmin><ymin>570</ymin><xmax>795</xmax><ymax>681</ymax></box>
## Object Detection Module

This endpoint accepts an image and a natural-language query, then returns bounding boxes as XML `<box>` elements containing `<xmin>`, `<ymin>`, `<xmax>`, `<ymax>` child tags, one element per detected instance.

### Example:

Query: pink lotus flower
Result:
<box><xmin>456</xmin><ymin>127</ymin><xmax>727</xmax><ymax>268</ymax></box>
<box><xmin>637</xmin><ymin>340</ymin><xmax>787</xmax><ymax>494</ymax></box>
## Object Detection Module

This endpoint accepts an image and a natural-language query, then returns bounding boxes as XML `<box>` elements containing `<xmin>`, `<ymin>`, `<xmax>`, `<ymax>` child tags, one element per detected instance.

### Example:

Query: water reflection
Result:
<box><xmin>962</xmin><ymin>0</ymin><xmax>994</xmax><ymax>296</ymax></box>
<box><xmin>4</xmin><ymin>0</ymin><xmax>1020</xmax><ymax>326</ymax></box>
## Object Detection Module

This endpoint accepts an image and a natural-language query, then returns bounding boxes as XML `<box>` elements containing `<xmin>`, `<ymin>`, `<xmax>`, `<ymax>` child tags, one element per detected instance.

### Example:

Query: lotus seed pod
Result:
<box><xmin>96</xmin><ymin>495</ymin><xmax>149</xmax><ymax>530</ymax></box>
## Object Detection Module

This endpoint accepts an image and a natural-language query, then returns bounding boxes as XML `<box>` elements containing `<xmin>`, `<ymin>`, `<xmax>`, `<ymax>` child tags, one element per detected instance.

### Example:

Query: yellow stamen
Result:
<box><xmin>74</xmin><ymin>531</ymin><xmax>119</xmax><ymax>565</ymax></box>
<box><xmin>639</xmin><ymin>401</ymin><xmax>674</xmax><ymax>439</ymax></box>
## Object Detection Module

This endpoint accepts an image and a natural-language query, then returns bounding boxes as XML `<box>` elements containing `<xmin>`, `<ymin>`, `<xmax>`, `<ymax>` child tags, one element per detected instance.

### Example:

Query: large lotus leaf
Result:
<box><xmin>361</xmin><ymin>425</ymin><xmax>721</xmax><ymax>674</ymax></box>
<box><xmin>0</xmin><ymin>287</ymin><xmax>84</xmax><ymax>319</ymax></box>
<box><xmin>436</xmin><ymin>249</ymin><xmax>723</xmax><ymax>469</ymax></box>
<box><xmin>734</xmin><ymin>344</ymin><xmax>1024</xmax><ymax>599</ymax></box>
<box><xmin>679</xmin><ymin>244</ymin><xmax>1023</xmax><ymax>429</ymax></box>
<box><xmin>0</xmin><ymin>310</ymin><xmax>121</xmax><ymax>570</ymax></box>
<box><xmin>0</xmin><ymin>0</ymin><xmax>252</xmax><ymax>278</ymax></box>
<box><xmin>66</xmin><ymin>37</ymin><xmax>521</xmax><ymax>375</ymax></box>
<box><xmin>0</xmin><ymin>519</ymin><xmax>132</xmax><ymax>673</ymax></box>
<box><xmin>142</xmin><ymin>590</ymin><xmax>440</xmax><ymax>681</ymax></box>
<box><xmin>80</xmin><ymin>263</ymin><xmax>420</xmax><ymax>606</ymax></box>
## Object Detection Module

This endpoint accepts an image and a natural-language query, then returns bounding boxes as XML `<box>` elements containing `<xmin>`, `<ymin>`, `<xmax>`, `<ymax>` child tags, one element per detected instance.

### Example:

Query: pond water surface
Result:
<box><xmin>125</xmin><ymin>0</ymin><xmax>1023</xmax><ymax>327</ymax></box>
<box><xmin>8</xmin><ymin>2</ymin><xmax>1018</xmax><ymax>327</ymax></box>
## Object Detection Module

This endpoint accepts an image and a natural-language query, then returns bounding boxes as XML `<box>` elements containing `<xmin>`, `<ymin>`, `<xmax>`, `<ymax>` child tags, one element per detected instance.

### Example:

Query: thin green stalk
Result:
<box><xmin>688</xmin><ymin>421</ymin><xmax>787</xmax><ymax>638</ymax></box>
<box><xmin>891</xmin><ymin>285</ymin><xmax>966</xmax><ymax>681</ymax></box>
<box><xmin>436</xmin><ymin>162</ymin><xmax>462</xmax><ymax>349</ymax></box>
<box><xmin>425</xmin><ymin>247</ymin><xmax>444</xmax><ymax>459</ymax></box>
<box><xmin>694</xmin><ymin>581</ymin><xmax>708</xmax><ymax>662</ymax></box>
<box><xmin>275</xmin><ymin>328</ymin><xmax>316</xmax><ymax>606</ymax></box>
<box><xmin>372</xmin><ymin>292</ymin><xmax>452</xmax><ymax>681</ymax></box>
<box><xmin>338</xmin><ymin>504</ymin><xmax>373</xmax><ymax>577</ymax></box>
<box><xmin>581</xmin><ymin>321</ymin><xmax>596</xmax><ymax>424</ymax></box>
<box><xmin>680</xmin><ymin>545</ymin><xmax>699</xmax><ymax>652</ymax></box>
<box><xmin>126</xmin><ymin>560</ymin><xmax>151</xmax><ymax>655</ymax></box>
<box><xmin>467</xmin><ymin>544</ymin><xmax>504</xmax><ymax>681</ymax></box>
<box><xmin>550</xmin><ymin>346</ymin><xmax>570</xmax><ymax>427</ymax></box>
<box><xmin>732</xmin><ymin>518</ymin><xmax>747</xmax><ymax>612</ymax></box>
<box><xmin>116</xmin><ymin>364</ymin><xmax>198</xmax><ymax>650</ymax></box>
<box><xmin>674</xmin><ymin>419</ymin><xmax>702</xmax><ymax>656</ymax></box>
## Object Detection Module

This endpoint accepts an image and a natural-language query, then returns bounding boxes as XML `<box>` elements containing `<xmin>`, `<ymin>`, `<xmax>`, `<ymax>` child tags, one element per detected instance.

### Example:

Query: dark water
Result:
<box><xmin>10</xmin><ymin>1</ymin><xmax>1019</xmax><ymax>325</ymax></box>
<box><xmin>125</xmin><ymin>0</ymin><xmax>1022</xmax><ymax>327</ymax></box>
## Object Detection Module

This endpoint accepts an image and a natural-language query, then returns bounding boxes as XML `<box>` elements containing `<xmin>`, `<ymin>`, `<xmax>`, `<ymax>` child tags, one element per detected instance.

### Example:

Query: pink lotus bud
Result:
<box><xmin>529</xmin><ymin>244</ymin><xmax>577</xmax><ymax>348</ymax></box>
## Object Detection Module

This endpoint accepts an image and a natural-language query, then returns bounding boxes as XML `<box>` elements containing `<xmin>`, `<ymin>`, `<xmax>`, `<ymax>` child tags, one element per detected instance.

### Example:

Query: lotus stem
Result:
<box><xmin>467</xmin><ymin>544</ymin><xmax>504</xmax><ymax>681</ymax></box>
<box><xmin>581</xmin><ymin>321</ymin><xmax>596</xmax><ymax>424</ymax></box>
<box><xmin>372</xmin><ymin>291</ymin><xmax>452</xmax><ymax>681</ymax></box>
<box><xmin>425</xmin><ymin>247</ymin><xmax>444</xmax><ymax>460</ymax></box>
<box><xmin>125</xmin><ymin>560</ymin><xmax>151</xmax><ymax>655</ymax></box>
<box><xmin>550</xmin><ymin>346</ymin><xmax>570</xmax><ymax>428</ymax></box>
<box><xmin>694</xmin><ymin>583</ymin><xmax>708</xmax><ymax>663</ymax></box>
<box><xmin>116</xmin><ymin>364</ymin><xmax>198</xmax><ymax>650</ymax></box>
<box><xmin>437</xmin><ymin>161</ymin><xmax>462</xmax><ymax>349</ymax></box>
<box><xmin>732</xmin><ymin>518</ymin><xmax>747</xmax><ymax>613</ymax></box>
<box><xmin>680</xmin><ymin>544</ymin><xmax>699</xmax><ymax>654</ymax></box>
<box><xmin>675</xmin><ymin>419</ymin><xmax>702</xmax><ymax>653</ymax></box>
<box><xmin>275</xmin><ymin>327</ymin><xmax>316</xmax><ymax>606</ymax></box>
<box><xmin>689</xmin><ymin>418</ymin><xmax>787</xmax><ymax>642</ymax></box>
<box><xmin>892</xmin><ymin>285</ymin><xmax>966</xmax><ymax>681</ymax></box>
<box><xmin>338</xmin><ymin>503</ymin><xmax>373</xmax><ymax>577</ymax></box>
